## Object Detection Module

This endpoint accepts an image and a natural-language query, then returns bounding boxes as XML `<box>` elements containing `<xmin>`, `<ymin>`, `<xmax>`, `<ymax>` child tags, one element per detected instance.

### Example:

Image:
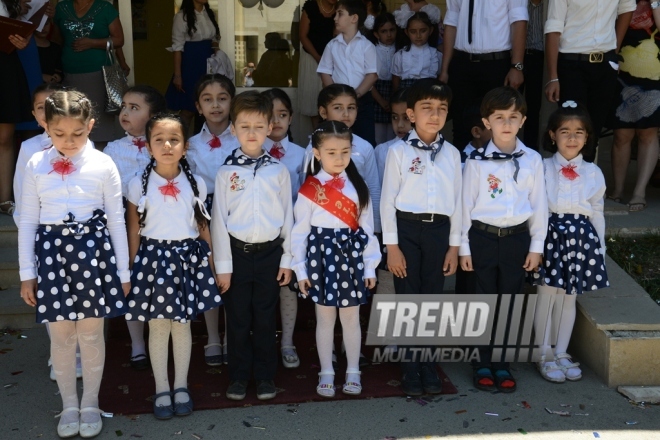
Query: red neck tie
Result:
<box><xmin>49</xmin><ymin>157</ymin><xmax>76</xmax><ymax>179</ymax></box>
<box><xmin>327</xmin><ymin>174</ymin><xmax>345</xmax><ymax>191</ymax></box>
<box><xmin>158</xmin><ymin>179</ymin><xmax>181</xmax><ymax>200</ymax></box>
<box><xmin>269</xmin><ymin>142</ymin><xmax>285</xmax><ymax>159</ymax></box>
<box><xmin>560</xmin><ymin>163</ymin><xmax>579</xmax><ymax>181</ymax></box>
<box><xmin>208</xmin><ymin>134</ymin><xmax>222</xmax><ymax>150</ymax></box>
<box><xmin>133</xmin><ymin>137</ymin><xmax>146</xmax><ymax>152</ymax></box>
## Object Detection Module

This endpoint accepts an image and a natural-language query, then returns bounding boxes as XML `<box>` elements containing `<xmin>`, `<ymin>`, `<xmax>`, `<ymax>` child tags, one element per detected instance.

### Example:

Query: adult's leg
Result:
<box><xmin>584</xmin><ymin>62</ymin><xmax>618</xmax><ymax>162</ymax></box>
<box><xmin>353</xmin><ymin>94</ymin><xmax>376</xmax><ymax>146</ymax></box>
<box><xmin>50</xmin><ymin>321</ymin><xmax>79</xmax><ymax>425</ymax></box>
<box><xmin>629</xmin><ymin>127</ymin><xmax>660</xmax><ymax>208</ymax></box>
<box><xmin>522</xmin><ymin>51</ymin><xmax>545</xmax><ymax>149</ymax></box>
<box><xmin>0</xmin><ymin>123</ymin><xmax>15</xmax><ymax>205</ymax></box>
<box><xmin>449</xmin><ymin>58</ymin><xmax>481</xmax><ymax>148</ymax></box>
<box><xmin>171</xmin><ymin>321</ymin><xmax>192</xmax><ymax>404</ymax></box>
<box><xmin>149</xmin><ymin>319</ymin><xmax>172</xmax><ymax>407</ymax></box>
<box><xmin>610</xmin><ymin>128</ymin><xmax>635</xmax><ymax>200</ymax></box>
<box><xmin>77</xmin><ymin>318</ymin><xmax>105</xmax><ymax>424</ymax></box>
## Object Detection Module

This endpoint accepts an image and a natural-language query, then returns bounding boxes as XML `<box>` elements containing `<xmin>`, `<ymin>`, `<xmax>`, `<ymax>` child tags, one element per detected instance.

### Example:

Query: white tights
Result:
<box><xmin>534</xmin><ymin>285</ymin><xmax>578</xmax><ymax>359</ymax></box>
<box><xmin>149</xmin><ymin>319</ymin><xmax>192</xmax><ymax>407</ymax></box>
<box><xmin>280</xmin><ymin>287</ymin><xmax>298</xmax><ymax>349</ymax></box>
<box><xmin>203</xmin><ymin>308</ymin><xmax>228</xmax><ymax>356</ymax></box>
<box><xmin>126</xmin><ymin>321</ymin><xmax>146</xmax><ymax>358</ymax></box>
<box><xmin>50</xmin><ymin>318</ymin><xmax>105</xmax><ymax>425</ymax></box>
<box><xmin>316</xmin><ymin>305</ymin><xmax>361</xmax><ymax>386</ymax></box>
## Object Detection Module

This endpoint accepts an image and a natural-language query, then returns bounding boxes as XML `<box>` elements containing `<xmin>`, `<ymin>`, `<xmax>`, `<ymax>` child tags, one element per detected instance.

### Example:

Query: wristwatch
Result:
<box><xmin>511</xmin><ymin>62</ymin><xmax>524</xmax><ymax>71</ymax></box>
<box><xmin>652</xmin><ymin>1</ymin><xmax>660</xmax><ymax>9</ymax></box>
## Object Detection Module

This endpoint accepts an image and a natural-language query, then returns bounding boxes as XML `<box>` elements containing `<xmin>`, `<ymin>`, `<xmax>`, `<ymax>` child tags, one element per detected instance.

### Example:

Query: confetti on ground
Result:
<box><xmin>287</xmin><ymin>409</ymin><xmax>298</xmax><ymax>415</ymax></box>
<box><xmin>593</xmin><ymin>432</ymin><xmax>600</xmax><ymax>438</ymax></box>
<box><xmin>101</xmin><ymin>413</ymin><xmax>113</xmax><ymax>418</ymax></box>
<box><xmin>518</xmin><ymin>428</ymin><xmax>528</xmax><ymax>435</ymax></box>
<box><xmin>462</xmin><ymin>420</ymin><xmax>469</xmax><ymax>428</ymax></box>
<box><xmin>580</xmin><ymin>404</ymin><xmax>586</xmax><ymax>410</ymax></box>
<box><xmin>10</xmin><ymin>371</ymin><xmax>22</xmax><ymax>376</ymax></box>
<box><xmin>485</xmin><ymin>412</ymin><xmax>498</xmax><ymax>416</ymax></box>
<box><xmin>502</xmin><ymin>418</ymin><xmax>512</xmax><ymax>422</ymax></box>
<box><xmin>560</xmin><ymin>404</ymin><xmax>572</xmax><ymax>407</ymax></box>
<box><xmin>399</xmin><ymin>417</ymin><xmax>407</xmax><ymax>422</ymax></box>
<box><xmin>415</xmin><ymin>398</ymin><xmax>428</xmax><ymax>406</ymax></box>
<box><xmin>207</xmin><ymin>425</ymin><xmax>215</xmax><ymax>430</ymax></box>
<box><xmin>455</xmin><ymin>410</ymin><xmax>467</xmax><ymax>414</ymax></box>
<box><xmin>626</xmin><ymin>421</ymin><xmax>638</xmax><ymax>425</ymax></box>
<box><xmin>115</xmin><ymin>431</ymin><xmax>123</xmax><ymax>437</ymax></box>
<box><xmin>521</xmin><ymin>401</ymin><xmax>531</xmax><ymax>409</ymax></box>
<box><xmin>192</xmin><ymin>434</ymin><xmax>202</xmax><ymax>439</ymax></box>
<box><xmin>243</xmin><ymin>421</ymin><xmax>251</xmax><ymax>428</ymax></box>
<box><xmin>130</xmin><ymin>435</ymin><xmax>142</xmax><ymax>438</ymax></box>
<box><xmin>446</xmin><ymin>397</ymin><xmax>458</xmax><ymax>402</ymax></box>
<box><xmin>545</xmin><ymin>407</ymin><xmax>571</xmax><ymax>416</ymax></box>
<box><xmin>4</xmin><ymin>383</ymin><xmax>17</xmax><ymax>389</ymax></box>
<box><xmin>574</xmin><ymin>413</ymin><xmax>589</xmax><ymax>416</ymax></box>
<box><xmin>387</xmin><ymin>380</ymin><xmax>401</xmax><ymax>387</ymax></box>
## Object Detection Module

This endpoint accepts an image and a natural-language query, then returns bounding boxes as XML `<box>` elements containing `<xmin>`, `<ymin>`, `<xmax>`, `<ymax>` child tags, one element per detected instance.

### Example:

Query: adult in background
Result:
<box><xmin>609</xmin><ymin>0</ymin><xmax>660</xmax><ymax>212</ymax></box>
<box><xmin>440</xmin><ymin>0</ymin><xmax>529</xmax><ymax>148</ymax></box>
<box><xmin>544</xmin><ymin>0</ymin><xmax>636</xmax><ymax>162</ymax></box>
<box><xmin>52</xmin><ymin>0</ymin><xmax>125</xmax><ymax>148</ymax></box>
<box><xmin>165</xmin><ymin>0</ymin><xmax>220</xmax><ymax>129</ymax></box>
<box><xmin>0</xmin><ymin>0</ymin><xmax>32</xmax><ymax>216</ymax></box>
<box><xmin>298</xmin><ymin>0</ymin><xmax>337</xmax><ymax>128</ymax></box>
<box><xmin>253</xmin><ymin>33</ymin><xmax>292</xmax><ymax>88</ymax></box>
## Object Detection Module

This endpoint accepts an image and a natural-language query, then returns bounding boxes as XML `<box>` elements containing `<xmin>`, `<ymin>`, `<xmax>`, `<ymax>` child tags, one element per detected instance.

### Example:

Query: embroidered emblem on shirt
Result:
<box><xmin>229</xmin><ymin>172</ymin><xmax>245</xmax><ymax>191</ymax></box>
<box><xmin>269</xmin><ymin>142</ymin><xmax>285</xmax><ymax>159</ymax></box>
<box><xmin>208</xmin><ymin>134</ymin><xmax>222</xmax><ymax>150</ymax></box>
<box><xmin>560</xmin><ymin>163</ymin><xmax>579</xmax><ymax>181</ymax></box>
<box><xmin>49</xmin><ymin>157</ymin><xmax>76</xmax><ymax>179</ymax></box>
<box><xmin>408</xmin><ymin>157</ymin><xmax>425</xmax><ymax>174</ymax></box>
<box><xmin>487</xmin><ymin>174</ymin><xmax>503</xmax><ymax>198</ymax></box>
<box><xmin>158</xmin><ymin>180</ymin><xmax>181</xmax><ymax>200</ymax></box>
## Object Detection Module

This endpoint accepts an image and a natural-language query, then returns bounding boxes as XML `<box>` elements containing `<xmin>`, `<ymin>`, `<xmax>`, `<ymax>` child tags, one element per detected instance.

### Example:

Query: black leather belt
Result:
<box><xmin>471</xmin><ymin>220</ymin><xmax>527</xmax><ymax>237</ymax></box>
<box><xmin>230</xmin><ymin>236</ymin><xmax>284</xmax><ymax>253</ymax></box>
<box><xmin>525</xmin><ymin>48</ymin><xmax>544</xmax><ymax>55</ymax></box>
<box><xmin>558</xmin><ymin>50</ymin><xmax>615</xmax><ymax>63</ymax></box>
<box><xmin>396</xmin><ymin>210</ymin><xmax>448</xmax><ymax>223</ymax></box>
<box><xmin>453</xmin><ymin>50</ymin><xmax>510</xmax><ymax>62</ymax></box>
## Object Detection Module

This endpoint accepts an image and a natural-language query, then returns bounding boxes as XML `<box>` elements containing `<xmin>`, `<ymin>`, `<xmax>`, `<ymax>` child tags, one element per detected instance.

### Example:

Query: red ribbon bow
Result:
<box><xmin>158</xmin><ymin>179</ymin><xmax>181</xmax><ymax>200</ymax></box>
<box><xmin>132</xmin><ymin>137</ymin><xmax>146</xmax><ymax>152</ymax></box>
<box><xmin>208</xmin><ymin>134</ymin><xmax>222</xmax><ymax>150</ymax></box>
<box><xmin>560</xmin><ymin>163</ymin><xmax>579</xmax><ymax>181</ymax></box>
<box><xmin>269</xmin><ymin>142</ymin><xmax>285</xmax><ymax>160</ymax></box>
<box><xmin>327</xmin><ymin>174</ymin><xmax>345</xmax><ymax>191</ymax></box>
<box><xmin>49</xmin><ymin>157</ymin><xmax>76</xmax><ymax>179</ymax></box>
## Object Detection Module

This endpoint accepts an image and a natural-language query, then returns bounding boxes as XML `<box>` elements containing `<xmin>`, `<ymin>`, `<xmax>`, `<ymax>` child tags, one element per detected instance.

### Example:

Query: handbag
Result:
<box><xmin>102</xmin><ymin>39</ymin><xmax>128</xmax><ymax>115</ymax></box>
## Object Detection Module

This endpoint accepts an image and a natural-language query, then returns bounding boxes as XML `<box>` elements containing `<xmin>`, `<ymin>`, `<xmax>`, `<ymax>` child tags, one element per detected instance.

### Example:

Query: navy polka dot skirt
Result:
<box><xmin>125</xmin><ymin>237</ymin><xmax>222</xmax><ymax>323</ymax></box>
<box><xmin>34</xmin><ymin>210</ymin><xmax>128</xmax><ymax>323</ymax></box>
<box><xmin>531</xmin><ymin>213</ymin><xmax>609</xmax><ymax>294</ymax></box>
<box><xmin>305</xmin><ymin>227</ymin><xmax>371</xmax><ymax>308</ymax></box>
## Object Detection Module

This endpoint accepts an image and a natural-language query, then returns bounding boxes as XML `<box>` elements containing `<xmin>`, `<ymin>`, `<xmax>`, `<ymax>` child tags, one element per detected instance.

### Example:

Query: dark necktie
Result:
<box><xmin>224</xmin><ymin>148</ymin><xmax>275</xmax><ymax>176</ymax></box>
<box><xmin>468</xmin><ymin>0</ymin><xmax>474</xmax><ymax>45</ymax></box>
<box><xmin>469</xmin><ymin>147</ymin><xmax>525</xmax><ymax>183</ymax></box>
<box><xmin>404</xmin><ymin>132</ymin><xmax>444</xmax><ymax>162</ymax></box>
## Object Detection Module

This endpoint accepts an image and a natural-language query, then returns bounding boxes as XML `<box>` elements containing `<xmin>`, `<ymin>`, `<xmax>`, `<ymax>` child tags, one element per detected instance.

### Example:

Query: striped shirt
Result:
<box><xmin>526</xmin><ymin>1</ymin><xmax>545</xmax><ymax>51</ymax></box>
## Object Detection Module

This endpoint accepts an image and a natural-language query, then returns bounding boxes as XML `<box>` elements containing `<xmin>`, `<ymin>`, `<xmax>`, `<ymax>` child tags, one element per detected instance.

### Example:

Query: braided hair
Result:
<box><xmin>141</xmin><ymin>113</ymin><xmax>209</xmax><ymax>232</ymax></box>
<box><xmin>180</xmin><ymin>0</ymin><xmax>220</xmax><ymax>39</ymax></box>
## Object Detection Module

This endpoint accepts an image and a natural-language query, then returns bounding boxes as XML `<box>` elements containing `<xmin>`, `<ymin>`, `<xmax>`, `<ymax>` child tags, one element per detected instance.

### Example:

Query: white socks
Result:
<box><xmin>280</xmin><ymin>287</ymin><xmax>298</xmax><ymax>356</ymax></box>
<box><xmin>126</xmin><ymin>321</ymin><xmax>146</xmax><ymax>358</ymax></box>
<box><xmin>50</xmin><ymin>318</ymin><xmax>105</xmax><ymax>425</ymax></box>
<box><xmin>149</xmin><ymin>319</ymin><xmax>192</xmax><ymax>407</ymax></box>
<box><xmin>315</xmin><ymin>305</ymin><xmax>361</xmax><ymax>386</ymax></box>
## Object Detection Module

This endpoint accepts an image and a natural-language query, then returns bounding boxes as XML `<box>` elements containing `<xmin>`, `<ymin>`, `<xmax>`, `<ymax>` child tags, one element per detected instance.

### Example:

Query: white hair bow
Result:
<box><xmin>562</xmin><ymin>100</ymin><xmax>578</xmax><ymax>108</ymax></box>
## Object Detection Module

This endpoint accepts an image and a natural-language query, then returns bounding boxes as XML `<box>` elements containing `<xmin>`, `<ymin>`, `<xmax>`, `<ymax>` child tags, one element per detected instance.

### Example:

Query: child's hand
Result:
<box><xmin>365</xmin><ymin>277</ymin><xmax>377</xmax><ymax>289</ymax></box>
<box><xmin>443</xmin><ymin>246</ymin><xmax>459</xmax><ymax>276</ymax></box>
<box><xmin>122</xmin><ymin>282</ymin><xmax>130</xmax><ymax>297</ymax></box>
<box><xmin>387</xmin><ymin>245</ymin><xmax>407</xmax><ymax>278</ymax></box>
<box><xmin>20</xmin><ymin>279</ymin><xmax>37</xmax><ymax>307</ymax></box>
<box><xmin>298</xmin><ymin>279</ymin><xmax>311</xmax><ymax>297</ymax></box>
<box><xmin>460</xmin><ymin>255</ymin><xmax>473</xmax><ymax>271</ymax></box>
<box><xmin>277</xmin><ymin>268</ymin><xmax>292</xmax><ymax>286</ymax></box>
<box><xmin>216</xmin><ymin>273</ymin><xmax>231</xmax><ymax>294</ymax></box>
<box><xmin>523</xmin><ymin>253</ymin><xmax>543</xmax><ymax>272</ymax></box>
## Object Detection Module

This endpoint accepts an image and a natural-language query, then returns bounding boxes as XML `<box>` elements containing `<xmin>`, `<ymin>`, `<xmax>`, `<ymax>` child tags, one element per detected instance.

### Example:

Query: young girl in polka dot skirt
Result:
<box><xmin>124</xmin><ymin>113</ymin><xmax>222</xmax><ymax>419</ymax></box>
<box><xmin>18</xmin><ymin>90</ymin><xmax>130</xmax><ymax>439</ymax></box>
<box><xmin>533</xmin><ymin>102</ymin><xmax>609</xmax><ymax>384</ymax></box>
<box><xmin>292</xmin><ymin>120</ymin><xmax>381</xmax><ymax>398</ymax></box>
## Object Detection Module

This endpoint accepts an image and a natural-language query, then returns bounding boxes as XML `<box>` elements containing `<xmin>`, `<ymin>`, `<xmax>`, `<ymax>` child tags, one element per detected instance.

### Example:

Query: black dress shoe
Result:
<box><xmin>256</xmin><ymin>380</ymin><xmax>277</xmax><ymax>400</ymax></box>
<box><xmin>226</xmin><ymin>380</ymin><xmax>248</xmax><ymax>400</ymax></box>
<box><xmin>401</xmin><ymin>372</ymin><xmax>423</xmax><ymax>396</ymax></box>
<box><xmin>130</xmin><ymin>354</ymin><xmax>150</xmax><ymax>371</ymax></box>
<box><xmin>420</xmin><ymin>365</ymin><xmax>442</xmax><ymax>394</ymax></box>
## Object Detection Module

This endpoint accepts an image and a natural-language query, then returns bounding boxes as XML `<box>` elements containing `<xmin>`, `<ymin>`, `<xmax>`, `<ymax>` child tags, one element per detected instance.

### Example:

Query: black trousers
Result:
<box><xmin>224</xmin><ymin>243</ymin><xmax>283</xmax><ymax>381</ymax></box>
<box><xmin>352</xmin><ymin>93</ymin><xmax>376</xmax><ymax>147</ymax></box>
<box><xmin>394</xmin><ymin>216</ymin><xmax>450</xmax><ymax>372</ymax></box>
<box><xmin>522</xmin><ymin>49</ymin><xmax>544</xmax><ymax>150</ymax></box>
<box><xmin>557</xmin><ymin>55</ymin><xmax>618</xmax><ymax>162</ymax></box>
<box><xmin>448</xmin><ymin>57</ymin><xmax>510</xmax><ymax>148</ymax></box>
<box><xmin>468</xmin><ymin>225</ymin><xmax>530</xmax><ymax>370</ymax></box>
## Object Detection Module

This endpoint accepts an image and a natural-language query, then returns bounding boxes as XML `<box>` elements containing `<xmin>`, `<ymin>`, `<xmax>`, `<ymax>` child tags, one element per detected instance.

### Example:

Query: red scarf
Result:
<box><xmin>299</xmin><ymin>176</ymin><xmax>359</xmax><ymax>231</ymax></box>
<box><xmin>269</xmin><ymin>142</ymin><xmax>285</xmax><ymax>159</ymax></box>
<box><xmin>158</xmin><ymin>179</ymin><xmax>181</xmax><ymax>200</ymax></box>
<box><xmin>49</xmin><ymin>157</ymin><xmax>76</xmax><ymax>179</ymax></box>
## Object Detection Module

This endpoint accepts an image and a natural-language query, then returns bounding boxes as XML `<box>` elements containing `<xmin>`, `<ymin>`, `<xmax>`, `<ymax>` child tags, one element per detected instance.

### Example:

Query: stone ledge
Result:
<box><xmin>0</xmin><ymin>288</ymin><xmax>36</xmax><ymax>329</ymax></box>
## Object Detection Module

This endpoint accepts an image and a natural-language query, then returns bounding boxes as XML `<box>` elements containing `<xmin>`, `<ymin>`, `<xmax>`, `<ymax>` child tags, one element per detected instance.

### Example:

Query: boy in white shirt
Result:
<box><xmin>211</xmin><ymin>91</ymin><xmax>293</xmax><ymax>402</ymax></box>
<box><xmin>460</xmin><ymin>86</ymin><xmax>547</xmax><ymax>393</ymax></box>
<box><xmin>381</xmin><ymin>78</ymin><xmax>462</xmax><ymax>396</ymax></box>
<box><xmin>317</xmin><ymin>0</ymin><xmax>378</xmax><ymax>145</ymax></box>
<box><xmin>460</xmin><ymin>105</ymin><xmax>492</xmax><ymax>171</ymax></box>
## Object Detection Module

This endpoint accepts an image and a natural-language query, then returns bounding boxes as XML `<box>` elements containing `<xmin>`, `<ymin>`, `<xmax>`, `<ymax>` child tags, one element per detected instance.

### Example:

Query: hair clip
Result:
<box><xmin>562</xmin><ymin>100</ymin><xmax>578</xmax><ymax>108</ymax></box>
<box><xmin>312</xmin><ymin>127</ymin><xmax>326</xmax><ymax>135</ymax></box>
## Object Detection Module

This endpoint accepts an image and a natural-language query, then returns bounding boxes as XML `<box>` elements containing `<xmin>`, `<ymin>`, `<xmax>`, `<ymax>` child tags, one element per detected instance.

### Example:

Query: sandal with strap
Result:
<box><xmin>172</xmin><ymin>387</ymin><xmax>194</xmax><ymax>416</ymax></box>
<box><xmin>79</xmin><ymin>407</ymin><xmax>103</xmax><ymax>438</ymax></box>
<box><xmin>493</xmin><ymin>369</ymin><xmax>517</xmax><ymax>393</ymax></box>
<box><xmin>316</xmin><ymin>372</ymin><xmax>335</xmax><ymax>398</ymax></box>
<box><xmin>537</xmin><ymin>359</ymin><xmax>566</xmax><ymax>383</ymax></box>
<box><xmin>0</xmin><ymin>201</ymin><xmax>15</xmax><ymax>216</ymax></box>
<box><xmin>281</xmin><ymin>345</ymin><xmax>300</xmax><ymax>368</ymax></box>
<box><xmin>342</xmin><ymin>369</ymin><xmax>362</xmax><ymax>396</ymax></box>
<box><xmin>204</xmin><ymin>343</ymin><xmax>224</xmax><ymax>366</ymax></box>
<box><xmin>555</xmin><ymin>353</ymin><xmax>582</xmax><ymax>381</ymax></box>
<box><xmin>55</xmin><ymin>407</ymin><xmax>79</xmax><ymax>439</ymax></box>
<box><xmin>473</xmin><ymin>367</ymin><xmax>496</xmax><ymax>392</ymax></box>
<box><xmin>152</xmin><ymin>391</ymin><xmax>174</xmax><ymax>420</ymax></box>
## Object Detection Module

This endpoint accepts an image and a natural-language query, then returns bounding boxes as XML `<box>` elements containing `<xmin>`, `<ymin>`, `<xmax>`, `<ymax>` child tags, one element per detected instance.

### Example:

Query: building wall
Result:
<box><xmin>133</xmin><ymin>1</ymin><xmax>175</xmax><ymax>94</ymax></box>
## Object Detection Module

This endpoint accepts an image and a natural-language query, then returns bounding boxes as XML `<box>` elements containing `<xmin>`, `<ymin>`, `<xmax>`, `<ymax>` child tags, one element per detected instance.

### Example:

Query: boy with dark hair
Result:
<box><xmin>460</xmin><ymin>86</ymin><xmax>547</xmax><ymax>393</ymax></box>
<box><xmin>374</xmin><ymin>87</ymin><xmax>413</xmax><ymax>182</ymax></box>
<box><xmin>460</xmin><ymin>104</ymin><xmax>492</xmax><ymax>169</ymax></box>
<box><xmin>211</xmin><ymin>91</ymin><xmax>293</xmax><ymax>401</ymax></box>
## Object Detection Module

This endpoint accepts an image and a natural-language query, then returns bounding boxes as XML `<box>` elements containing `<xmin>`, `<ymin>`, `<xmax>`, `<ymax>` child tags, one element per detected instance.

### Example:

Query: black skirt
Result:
<box><xmin>0</xmin><ymin>51</ymin><xmax>32</xmax><ymax>124</ymax></box>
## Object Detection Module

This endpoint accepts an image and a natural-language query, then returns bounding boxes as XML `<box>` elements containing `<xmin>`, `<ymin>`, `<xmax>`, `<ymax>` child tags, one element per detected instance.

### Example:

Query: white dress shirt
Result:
<box><xmin>461</xmin><ymin>142</ymin><xmax>476</xmax><ymax>171</ymax></box>
<box><xmin>291</xmin><ymin>169</ymin><xmax>381</xmax><ymax>282</ymax></box>
<box><xmin>380</xmin><ymin>130</ymin><xmax>463</xmax><ymax>247</ymax></box>
<box><xmin>18</xmin><ymin>142</ymin><xmax>130</xmax><ymax>283</ymax></box>
<box><xmin>545</xmin><ymin>0</ymin><xmax>636</xmax><ymax>53</ymax></box>
<box><xmin>127</xmin><ymin>169</ymin><xmax>207</xmax><ymax>241</ymax></box>
<box><xmin>304</xmin><ymin>134</ymin><xmax>382</xmax><ymax>232</ymax></box>
<box><xmin>317</xmin><ymin>32</ymin><xmax>378</xmax><ymax>89</ymax></box>
<box><xmin>104</xmin><ymin>134</ymin><xmax>152</xmax><ymax>197</ymax></box>
<box><xmin>391</xmin><ymin>44</ymin><xmax>443</xmax><ymax>80</ymax></box>
<box><xmin>375</xmin><ymin>136</ymin><xmax>403</xmax><ymax>184</ymax></box>
<box><xmin>13</xmin><ymin>132</ymin><xmax>52</xmax><ymax>226</ymax></box>
<box><xmin>263</xmin><ymin>137</ymin><xmax>306</xmax><ymax>201</ymax></box>
<box><xmin>460</xmin><ymin>139</ymin><xmax>547</xmax><ymax>256</ymax></box>
<box><xmin>211</xmin><ymin>149</ymin><xmax>294</xmax><ymax>274</ymax></box>
<box><xmin>445</xmin><ymin>0</ymin><xmax>529</xmax><ymax>53</ymax></box>
<box><xmin>169</xmin><ymin>9</ymin><xmax>218</xmax><ymax>52</ymax></box>
<box><xmin>376</xmin><ymin>42</ymin><xmax>396</xmax><ymax>81</ymax></box>
<box><xmin>187</xmin><ymin>123</ymin><xmax>240</xmax><ymax>193</ymax></box>
<box><xmin>544</xmin><ymin>153</ymin><xmax>606</xmax><ymax>254</ymax></box>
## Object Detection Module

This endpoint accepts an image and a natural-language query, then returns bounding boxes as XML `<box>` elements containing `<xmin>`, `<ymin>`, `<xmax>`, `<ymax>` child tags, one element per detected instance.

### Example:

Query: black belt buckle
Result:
<box><xmin>243</xmin><ymin>243</ymin><xmax>255</xmax><ymax>253</ymax></box>
<box><xmin>422</xmin><ymin>213</ymin><xmax>435</xmax><ymax>223</ymax></box>
<box><xmin>497</xmin><ymin>227</ymin><xmax>506</xmax><ymax>238</ymax></box>
<box><xmin>468</xmin><ymin>53</ymin><xmax>480</xmax><ymax>62</ymax></box>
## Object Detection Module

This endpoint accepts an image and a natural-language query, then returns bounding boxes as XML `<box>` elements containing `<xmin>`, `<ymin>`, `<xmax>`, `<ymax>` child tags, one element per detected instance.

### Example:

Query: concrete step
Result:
<box><xmin>0</xmin><ymin>287</ymin><xmax>37</xmax><ymax>329</ymax></box>
<box><xmin>0</xmin><ymin>214</ymin><xmax>17</xmax><ymax>248</ymax></box>
<box><xmin>0</xmin><ymin>249</ymin><xmax>20</xmax><ymax>289</ymax></box>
